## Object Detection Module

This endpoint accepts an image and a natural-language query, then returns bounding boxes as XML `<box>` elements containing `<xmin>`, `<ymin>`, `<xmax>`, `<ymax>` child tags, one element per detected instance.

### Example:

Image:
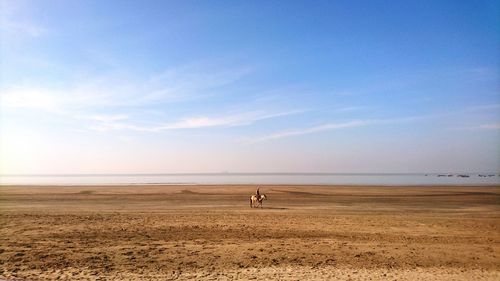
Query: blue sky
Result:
<box><xmin>1</xmin><ymin>0</ymin><xmax>499</xmax><ymax>174</ymax></box>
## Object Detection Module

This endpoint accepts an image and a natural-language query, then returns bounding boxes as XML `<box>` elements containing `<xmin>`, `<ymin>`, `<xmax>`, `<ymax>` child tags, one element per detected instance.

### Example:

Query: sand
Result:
<box><xmin>0</xmin><ymin>184</ymin><xmax>499</xmax><ymax>280</ymax></box>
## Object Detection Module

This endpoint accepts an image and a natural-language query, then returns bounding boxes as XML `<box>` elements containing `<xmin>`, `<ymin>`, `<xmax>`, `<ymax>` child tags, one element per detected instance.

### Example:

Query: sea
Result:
<box><xmin>0</xmin><ymin>173</ymin><xmax>499</xmax><ymax>186</ymax></box>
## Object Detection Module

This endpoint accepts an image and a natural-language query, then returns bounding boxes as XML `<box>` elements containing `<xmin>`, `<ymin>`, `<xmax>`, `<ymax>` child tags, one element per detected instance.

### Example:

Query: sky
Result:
<box><xmin>0</xmin><ymin>0</ymin><xmax>499</xmax><ymax>174</ymax></box>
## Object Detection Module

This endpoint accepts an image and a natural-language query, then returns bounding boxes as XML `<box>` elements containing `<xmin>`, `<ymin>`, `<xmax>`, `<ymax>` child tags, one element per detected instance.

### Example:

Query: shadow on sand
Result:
<box><xmin>261</xmin><ymin>207</ymin><xmax>289</xmax><ymax>210</ymax></box>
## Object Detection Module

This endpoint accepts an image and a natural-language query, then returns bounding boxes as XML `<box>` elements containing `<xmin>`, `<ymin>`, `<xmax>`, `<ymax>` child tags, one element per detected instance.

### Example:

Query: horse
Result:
<box><xmin>250</xmin><ymin>194</ymin><xmax>267</xmax><ymax>208</ymax></box>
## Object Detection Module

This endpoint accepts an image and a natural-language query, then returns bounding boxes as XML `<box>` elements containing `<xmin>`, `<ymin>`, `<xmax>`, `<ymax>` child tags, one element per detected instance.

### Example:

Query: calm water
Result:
<box><xmin>1</xmin><ymin>173</ymin><xmax>499</xmax><ymax>185</ymax></box>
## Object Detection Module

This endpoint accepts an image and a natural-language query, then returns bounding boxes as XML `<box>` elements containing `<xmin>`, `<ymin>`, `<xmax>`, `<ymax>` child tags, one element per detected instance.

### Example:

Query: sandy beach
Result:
<box><xmin>1</xmin><ymin>185</ymin><xmax>499</xmax><ymax>280</ymax></box>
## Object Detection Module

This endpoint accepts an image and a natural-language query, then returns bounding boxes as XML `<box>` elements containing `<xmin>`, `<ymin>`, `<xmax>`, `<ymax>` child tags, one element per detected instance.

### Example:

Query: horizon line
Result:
<box><xmin>2</xmin><ymin>172</ymin><xmax>498</xmax><ymax>177</ymax></box>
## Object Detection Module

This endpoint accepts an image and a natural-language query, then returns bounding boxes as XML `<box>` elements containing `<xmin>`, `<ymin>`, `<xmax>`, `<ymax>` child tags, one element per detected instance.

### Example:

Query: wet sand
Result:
<box><xmin>1</xmin><ymin>185</ymin><xmax>499</xmax><ymax>280</ymax></box>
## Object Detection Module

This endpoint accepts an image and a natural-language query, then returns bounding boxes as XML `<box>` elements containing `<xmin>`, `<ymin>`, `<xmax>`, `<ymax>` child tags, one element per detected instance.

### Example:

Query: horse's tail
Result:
<box><xmin>249</xmin><ymin>197</ymin><xmax>252</xmax><ymax>208</ymax></box>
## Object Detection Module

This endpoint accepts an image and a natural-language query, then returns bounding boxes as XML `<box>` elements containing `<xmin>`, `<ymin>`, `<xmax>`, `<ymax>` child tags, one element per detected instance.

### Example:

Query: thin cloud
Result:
<box><xmin>0</xmin><ymin>63</ymin><xmax>253</xmax><ymax>110</ymax></box>
<box><xmin>0</xmin><ymin>20</ymin><xmax>48</xmax><ymax>37</ymax></box>
<box><xmin>80</xmin><ymin>114</ymin><xmax>129</xmax><ymax>123</ymax></box>
<box><xmin>140</xmin><ymin>65</ymin><xmax>253</xmax><ymax>104</ymax></box>
<box><xmin>88</xmin><ymin>110</ymin><xmax>304</xmax><ymax>132</ymax></box>
<box><xmin>154</xmin><ymin>112</ymin><xmax>287</xmax><ymax>130</ymax></box>
<box><xmin>479</xmin><ymin>124</ymin><xmax>500</xmax><ymax>130</ymax></box>
<box><xmin>0</xmin><ymin>61</ymin><xmax>306</xmax><ymax>135</ymax></box>
<box><xmin>0</xmin><ymin>88</ymin><xmax>62</xmax><ymax>112</ymax></box>
<box><xmin>0</xmin><ymin>1</ymin><xmax>49</xmax><ymax>38</ymax></box>
<box><xmin>466</xmin><ymin>103</ymin><xmax>500</xmax><ymax>111</ymax></box>
<box><xmin>244</xmin><ymin>120</ymin><xmax>370</xmax><ymax>144</ymax></box>
<box><xmin>452</xmin><ymin>123</ymin><xmax>500</xmax><ymax>131</ymax></box>
<box><xmin>333</xmin><ymin>106</ymin><xmax>367</xmax><ymax>113</ymax></box>
<box><xmin>243</xmin><ymin>115</ymin><xmax>431</xmax><ymax>144</ymax></box>
<box><xmin>466</xmin><ymin>67</ymin><xmax>498</xmax><ymax>81</ymax></box>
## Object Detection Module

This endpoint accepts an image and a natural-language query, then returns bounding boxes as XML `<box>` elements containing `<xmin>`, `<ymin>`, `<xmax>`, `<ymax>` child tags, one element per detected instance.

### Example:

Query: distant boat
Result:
<box><xmin>457</xmin><ymin>174</ymin><xmax>470</xmax><ymax>178</ymax></box>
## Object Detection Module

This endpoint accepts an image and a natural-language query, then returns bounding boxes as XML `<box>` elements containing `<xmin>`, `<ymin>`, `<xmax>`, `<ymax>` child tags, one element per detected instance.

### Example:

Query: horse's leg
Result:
<box><xmin>250</xmin><ymin>198</ymin><xmax>253</xmax><ymax>208</ymax></box>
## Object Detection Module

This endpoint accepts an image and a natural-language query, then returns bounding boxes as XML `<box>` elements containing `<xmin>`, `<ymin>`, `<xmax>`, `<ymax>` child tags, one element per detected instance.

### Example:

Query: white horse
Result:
<box><xmin>250</xmin><ymin>194</ymin><xmax>267</xmax><ymax>208</ymax></box>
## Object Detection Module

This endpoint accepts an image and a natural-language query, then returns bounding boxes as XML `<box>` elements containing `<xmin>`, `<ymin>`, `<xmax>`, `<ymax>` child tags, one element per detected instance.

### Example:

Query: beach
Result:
<box><xmin>1</xmin><ymin>185</ymin><xmax>499</xmax><ymax>280</ymax></box>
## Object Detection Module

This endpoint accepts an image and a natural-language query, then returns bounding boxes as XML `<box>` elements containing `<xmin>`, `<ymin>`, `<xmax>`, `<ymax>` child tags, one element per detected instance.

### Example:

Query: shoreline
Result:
<box><xmin>2</xmin><ymin>173</ymin><xmax>499</xmax><ymax>187</ymax></box>
<box><xmin>1</xmin><ymin>183</ymin><xmax>500</xmax><ymax>187</ymax></box>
